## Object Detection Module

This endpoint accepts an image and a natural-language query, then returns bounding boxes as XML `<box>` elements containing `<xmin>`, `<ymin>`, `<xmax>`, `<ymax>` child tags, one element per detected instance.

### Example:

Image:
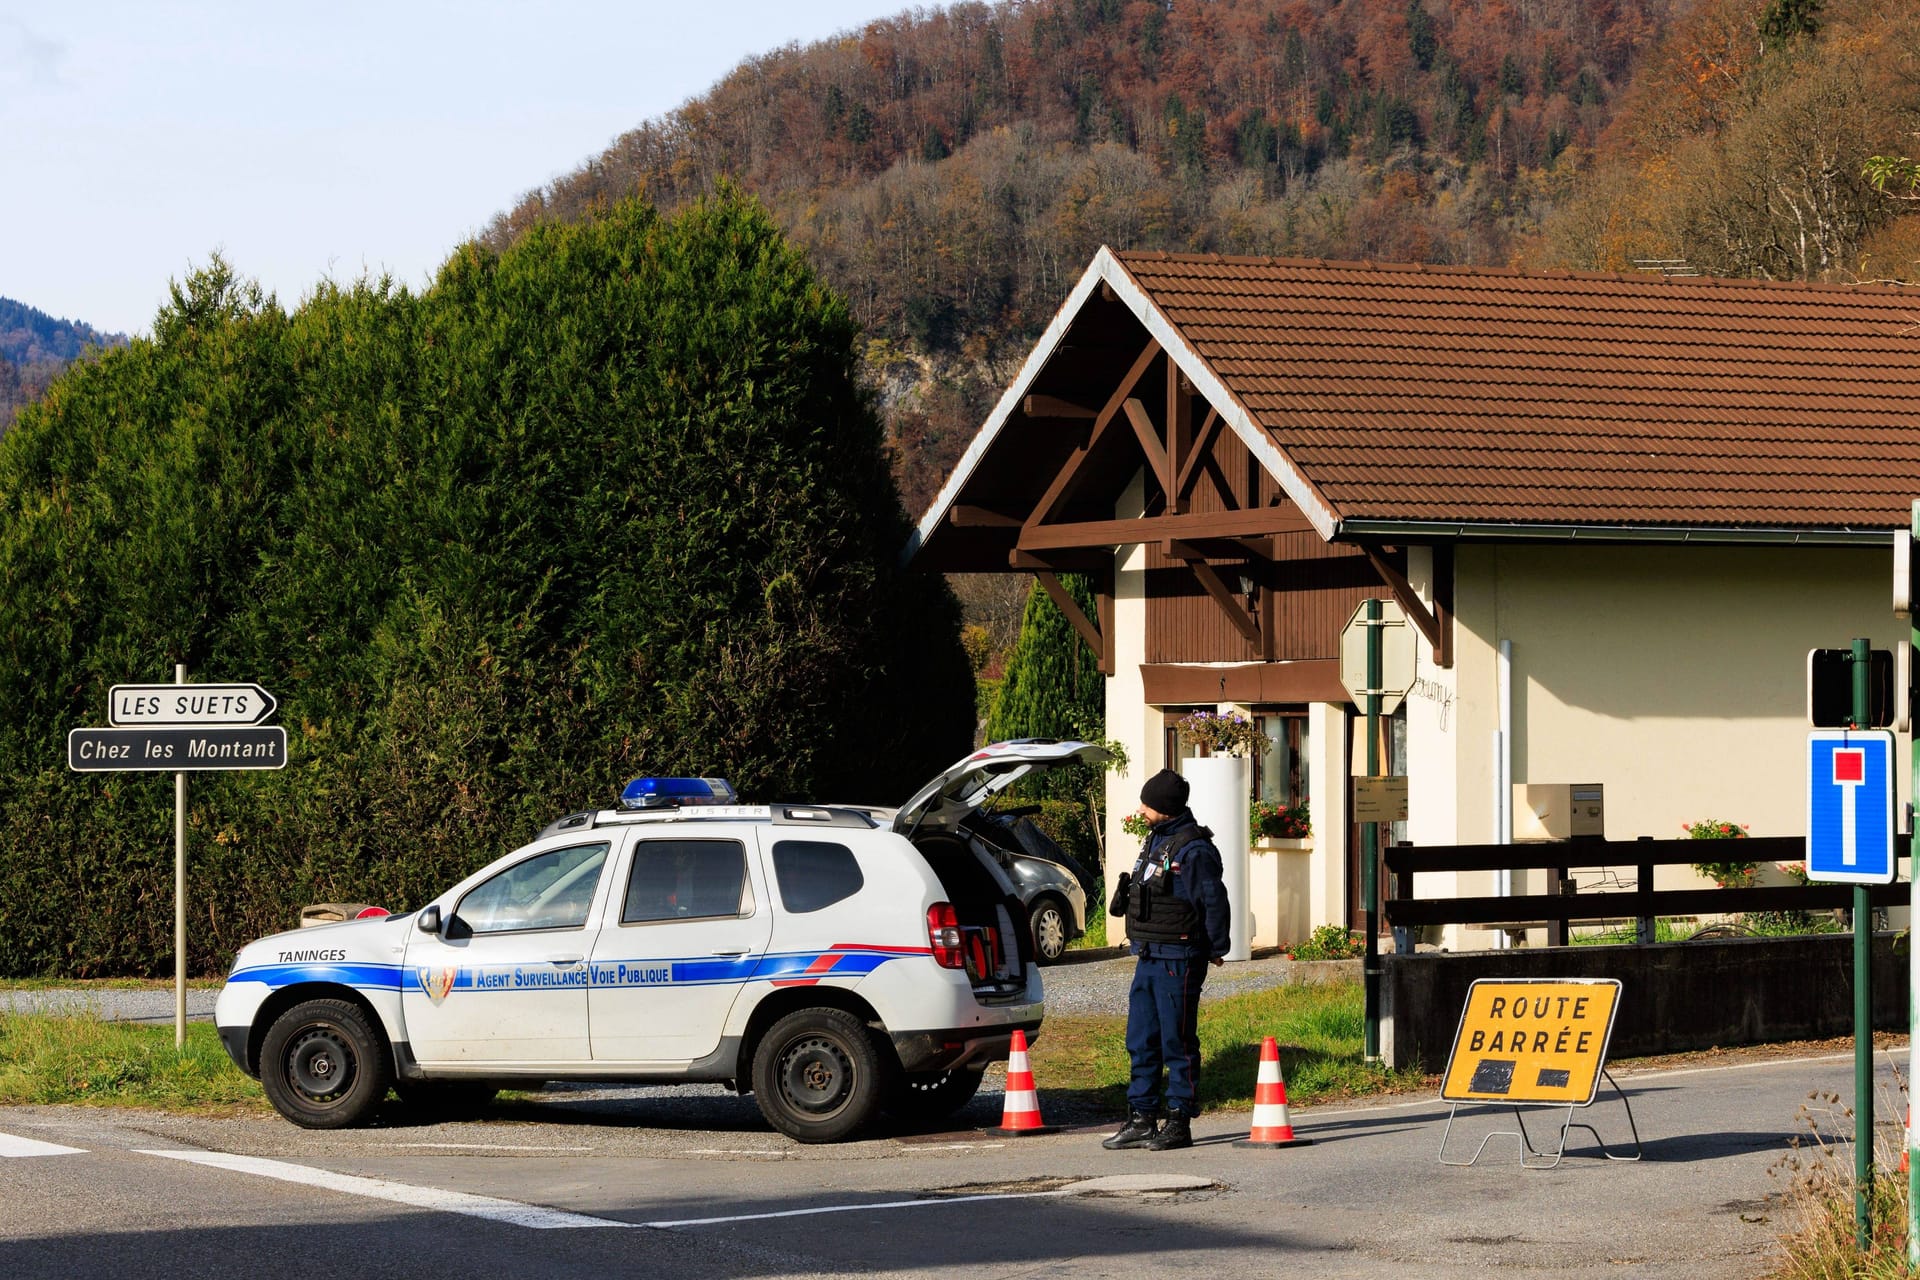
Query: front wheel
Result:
<box><xmin>259</xmin><ymin>998</ymin><xmax>391</xmax><ymax>1129</ymax></box>
<box><xmin>1030</xmin><ymin>898</ymin><xmax>1071</xmax><ymax>964</ymax></box>
<box><xmin>751</xmin><ymin>1008</ymin><xmax>890</xmax><ymax>1143</ymax></box>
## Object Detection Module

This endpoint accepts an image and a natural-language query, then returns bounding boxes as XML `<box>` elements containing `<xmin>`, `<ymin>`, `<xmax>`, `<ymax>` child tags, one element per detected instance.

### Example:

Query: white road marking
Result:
<box><xmin>0</xmin><ymin>1131</ymin><xmax>85</xmax><ymax>1158</ymax></box>
<box><xmin>369</xmin><ymin>1142</ymin><xmax>595</xmax><ymax>1152</ymax></box>
<box><xmin>638</xmin><ymin>1187</ymin><xmax>1074</xmax><ymax>1228</ymax></box>
<box><xmin>636</xmin><ymin>1175</ymin><xmax>1208</xmax><ymax>1228</ymax></box>
<box><xmin>131</xmin><ymin>1150</ymin><xmax>1173</xmax><ymax>1233</ymax></box>
<box><xmin>136</xmin><ymin>1149</ymin><xmax>630</xmax><ymax>1229</ymax></box>
<box><xmin>1299</xmin><ymin>1046</ymin><xmax>1908</xmax><ymax>1123</ymax></box>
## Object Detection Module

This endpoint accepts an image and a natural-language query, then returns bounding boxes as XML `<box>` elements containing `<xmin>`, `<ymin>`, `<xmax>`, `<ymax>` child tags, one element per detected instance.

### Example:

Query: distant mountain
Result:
<box><xmin>486</xmin><ymin>0</ymin><xmax>1676</xmax><ymax>515</ymax></box>
<box><xmin>0</xmin><ymin>296</ymin><xmax>126</xmax><ymax>434</ymax></box>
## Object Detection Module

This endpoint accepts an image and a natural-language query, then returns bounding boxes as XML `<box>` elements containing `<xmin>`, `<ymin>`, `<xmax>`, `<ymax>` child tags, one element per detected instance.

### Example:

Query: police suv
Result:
<box><xmin>215</xmin><ymin>740</ymin><xmax>1107</xmax><ymax>1143</ymax></box>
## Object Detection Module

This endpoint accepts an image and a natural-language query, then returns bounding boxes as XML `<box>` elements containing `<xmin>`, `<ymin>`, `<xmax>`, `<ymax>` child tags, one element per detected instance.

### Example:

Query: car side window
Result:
<box><xmin>455</xmin><ymin>842</ymin><xmax>608</xmax><ymax>936</ymax></box>
<box><xmin>623</xmin><ymin>839</ymin><xmax>750</xmax><ymax>924</ymax></box>
<box><xmin>771</xmin><ymin>840</ymin><xmax>864</xmax><ymax>913</ymax></box>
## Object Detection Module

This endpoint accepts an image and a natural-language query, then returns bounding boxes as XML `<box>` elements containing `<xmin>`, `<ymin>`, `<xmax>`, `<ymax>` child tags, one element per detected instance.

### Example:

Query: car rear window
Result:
<box><xmin>771</xmin><ymin>840</ymin><xmax>864</xmax><ymax>913</ymax></box>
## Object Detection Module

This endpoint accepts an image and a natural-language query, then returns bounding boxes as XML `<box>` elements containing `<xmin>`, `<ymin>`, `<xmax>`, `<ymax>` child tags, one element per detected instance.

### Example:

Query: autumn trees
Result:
<box><xmin>1533</xmin><ymin>0</ymin><xmax>1920</xmax><ymax>281</ymax></box>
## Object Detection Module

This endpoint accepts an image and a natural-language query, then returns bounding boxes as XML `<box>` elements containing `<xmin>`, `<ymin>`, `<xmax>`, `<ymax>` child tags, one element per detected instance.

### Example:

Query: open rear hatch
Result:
<box><xmin>894</xmin><ymin>740</ymin><xmax>1110</xmax><ymax>997</ymax></box>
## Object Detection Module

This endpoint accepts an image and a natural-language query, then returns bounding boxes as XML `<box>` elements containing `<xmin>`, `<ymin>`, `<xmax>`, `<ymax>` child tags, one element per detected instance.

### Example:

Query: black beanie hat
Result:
<box><xmin>1139</xmin><ymin>768</ymin><xmax>1189</xmax><ymax>815</ymax></box>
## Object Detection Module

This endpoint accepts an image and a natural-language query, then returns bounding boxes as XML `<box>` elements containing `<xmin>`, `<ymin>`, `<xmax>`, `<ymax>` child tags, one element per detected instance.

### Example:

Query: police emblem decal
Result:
<box><xmin>420</xmin><ymin>966</ymin><xmax>458</xmax><ymax>1004</ymax></box>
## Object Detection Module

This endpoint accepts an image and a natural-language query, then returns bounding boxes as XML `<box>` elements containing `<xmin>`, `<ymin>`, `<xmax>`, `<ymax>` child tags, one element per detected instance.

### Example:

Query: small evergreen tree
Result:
<box><xmin>986</xmin><ymin>573</ymin><xmax>1105</xmax><ymax>801</ymax></box>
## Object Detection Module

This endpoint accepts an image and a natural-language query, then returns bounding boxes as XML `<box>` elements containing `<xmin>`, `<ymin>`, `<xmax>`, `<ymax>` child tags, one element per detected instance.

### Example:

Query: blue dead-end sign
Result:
<box><xmin>1806</xmin><ymin>729</ymin><xmax>1897</xmax><ymax>884</ymax></box>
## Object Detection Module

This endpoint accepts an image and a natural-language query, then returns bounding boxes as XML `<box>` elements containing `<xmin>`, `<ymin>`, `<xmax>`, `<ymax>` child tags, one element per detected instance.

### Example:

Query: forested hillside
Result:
<box><xmin>0</xmin><ymin>297</ymin><xmax>124</xmax><ymax>434</ymax></box>
<box><xmin>489</xmin><ymin>0</ymin><xmax>1920</xmax><ymax>521</ymax></box>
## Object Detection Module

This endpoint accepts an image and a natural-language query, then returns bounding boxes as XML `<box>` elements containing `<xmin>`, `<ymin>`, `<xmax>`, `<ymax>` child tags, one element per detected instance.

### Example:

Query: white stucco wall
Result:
<box><xmin>1448</xmin><ymin>543</ymin><xmax>1907</xmax><ymax>845</ymax></box>
<box><xmin>1106</xmin><ymin>535</ymin><xmax>1909</xmax><ymax>953</ymax></box>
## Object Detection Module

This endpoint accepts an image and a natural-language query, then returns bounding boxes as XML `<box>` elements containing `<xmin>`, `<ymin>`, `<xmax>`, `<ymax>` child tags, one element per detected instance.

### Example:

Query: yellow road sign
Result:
<box><xmin>1441</xmin><ymin>978</ymin><xmax>1621</xmax><ymax>1106</ymax></box>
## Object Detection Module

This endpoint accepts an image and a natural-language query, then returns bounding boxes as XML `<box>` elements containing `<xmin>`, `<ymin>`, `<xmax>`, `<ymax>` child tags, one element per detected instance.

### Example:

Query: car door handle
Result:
<box><xmin>546</xmin><ymin>954</ymin><xmax>584</xmax><ymax>965</ymax></box>
<box><xmin>710</xmin><ymin>948</ymin><xmax>749</xmax><ymax>957</ymax></box>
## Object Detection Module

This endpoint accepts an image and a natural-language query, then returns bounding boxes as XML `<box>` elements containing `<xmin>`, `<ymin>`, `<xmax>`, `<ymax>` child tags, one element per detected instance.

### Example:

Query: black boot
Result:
<box><xmin>1101</xmin><ymin>1111</ymin><xmax>1159</xmax><ymax>1150</ymax></box>
<box><xmin>1146</xmin><ymin>1112</ymin><xmax>1192</xmax><ymax>1151</ymax></box>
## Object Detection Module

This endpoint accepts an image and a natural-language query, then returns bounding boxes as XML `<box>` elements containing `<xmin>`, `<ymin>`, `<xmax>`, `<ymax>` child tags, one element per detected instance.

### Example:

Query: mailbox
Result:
<box><xmin>1513</xmin><ymin>783</ymin><xmax>1604</xmax><ymax>841</ymax></box>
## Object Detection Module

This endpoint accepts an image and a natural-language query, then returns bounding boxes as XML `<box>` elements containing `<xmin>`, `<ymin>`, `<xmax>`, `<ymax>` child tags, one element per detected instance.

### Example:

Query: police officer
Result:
<box><xmin>1102</xmin><ymin>767</ymin><xmax>1230</xmax><ymax>1151</ymax></box>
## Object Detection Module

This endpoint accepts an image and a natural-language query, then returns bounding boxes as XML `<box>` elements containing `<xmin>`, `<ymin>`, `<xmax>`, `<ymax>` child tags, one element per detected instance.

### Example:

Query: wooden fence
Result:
<box><xmin>1384</xmin><ymin>835</ymin><xmax>1910</xmax><ymax>946</ymax></box>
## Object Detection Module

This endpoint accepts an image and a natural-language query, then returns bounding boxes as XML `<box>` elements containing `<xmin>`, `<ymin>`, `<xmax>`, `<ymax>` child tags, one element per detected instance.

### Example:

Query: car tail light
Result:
<box><xmin>927</xmin><ymin>903</ymin><xmax>964</xmax><ymax>969</ymax></box>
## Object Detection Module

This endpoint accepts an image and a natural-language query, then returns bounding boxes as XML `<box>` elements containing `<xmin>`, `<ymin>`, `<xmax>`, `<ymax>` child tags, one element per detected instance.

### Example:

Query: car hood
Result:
<box><xmin>230</xmin><ymin>913</ymin><xmax>414</xmax><ymax>975</ymax></box>
<box><xmin>892</xmin><ymin>739</ymin><xmax>1110</xmax><ymax>837</ymax></box>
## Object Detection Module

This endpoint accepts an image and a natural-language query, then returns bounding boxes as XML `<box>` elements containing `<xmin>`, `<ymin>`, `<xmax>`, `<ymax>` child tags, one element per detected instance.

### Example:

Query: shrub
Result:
<box><xmin>1290</xmin><ymin>923</ymin><xmax>1362</xmax><ymax>960</ymax></box>
<box><xmin>0</xmin><ymin>191</ymin><xmax>974</xmax><ymax>976</ymax></box>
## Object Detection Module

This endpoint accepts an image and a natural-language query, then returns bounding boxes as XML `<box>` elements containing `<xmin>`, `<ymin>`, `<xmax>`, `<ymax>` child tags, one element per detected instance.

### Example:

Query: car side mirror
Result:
<box><xmin>416</xmin><ymin>905</ymin><xmax>441</xmax><ymax>935</ymax></box>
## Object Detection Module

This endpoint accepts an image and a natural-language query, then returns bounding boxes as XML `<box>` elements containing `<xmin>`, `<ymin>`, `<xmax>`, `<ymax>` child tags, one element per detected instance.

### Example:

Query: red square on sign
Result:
<box><xmin>1834</xmin><ymin>749</ymin><xmax>1865</xmax><ymax>783</ymax></box>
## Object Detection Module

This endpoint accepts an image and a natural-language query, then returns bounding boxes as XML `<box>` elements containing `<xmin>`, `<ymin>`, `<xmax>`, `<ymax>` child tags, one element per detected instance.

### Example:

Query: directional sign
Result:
<box><xmin>68</xmin><ymin>726</ymin><xmax>287</xmax><ymax>772</ymax></box>
<box><xmin>109</xmin><ymin>683</ymin><xmax>277</xmax><ymax>727</ymax></box>
<box><xmin>1338</xmin><ymin>599</ymin><xmax>1415</xmax><ymax>714</ymax></box>
<box><xmin>1806</xmin><ymin>729</ymin><xmax>1896</xmax><ymax>885</ymax></box>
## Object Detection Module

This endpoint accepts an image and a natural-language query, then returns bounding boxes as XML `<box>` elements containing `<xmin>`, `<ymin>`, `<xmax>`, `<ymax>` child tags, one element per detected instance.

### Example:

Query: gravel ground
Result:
<box><xmin>0</xmin><ymin>986</ymin><xmax>220</xmax><ymax>1024</ymax></box>
<box><xmin>0</xmin><ymin>952</ymin><xmax>1355</xmax><ymax>1024</ymax></box>
<box><xmin>1040</xmin><ymin>948</ymin><xmax>1358</xmax><ymax>1015</ymax></box>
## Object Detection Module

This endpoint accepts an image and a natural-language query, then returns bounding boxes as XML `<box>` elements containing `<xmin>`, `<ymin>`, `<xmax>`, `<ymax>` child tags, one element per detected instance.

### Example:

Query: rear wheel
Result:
<box><xmin>259</xmin><ymin>999</ymin><xmax>391</xmax><ymax>1130</ymax></box>
<box><xmin>885</xmin><ymin>1067</ymin><xmax>986</xmax><ymax>1125</ymax></box>
<box><xmin>1030</xmin><ymin>898</ymin><xmax>1071</xmax><ymax>964</ymax></box>
<box><xmin>751</xmin><ymin>1008</ymin><xmax>890</xmax><ymax>1143</ymax></box>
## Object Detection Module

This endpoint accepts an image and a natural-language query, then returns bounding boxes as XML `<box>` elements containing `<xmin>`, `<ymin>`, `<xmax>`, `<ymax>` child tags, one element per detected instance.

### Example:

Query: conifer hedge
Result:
<box><xmin>0</xmin><ymin>191</ymin><xmax>973</xmax><ymax>976</ymax></box>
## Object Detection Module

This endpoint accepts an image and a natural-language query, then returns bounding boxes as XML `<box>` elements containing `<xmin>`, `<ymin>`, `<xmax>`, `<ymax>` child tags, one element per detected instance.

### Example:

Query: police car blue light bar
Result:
<box><xmin>619</xmin><ymin>776</ymin><xmax>739</xmax><ymax>810</ymax></box>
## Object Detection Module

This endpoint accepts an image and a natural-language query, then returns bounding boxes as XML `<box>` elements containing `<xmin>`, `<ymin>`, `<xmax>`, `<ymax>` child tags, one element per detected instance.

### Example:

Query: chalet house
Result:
<box><xmin>907</xmin><ymin>249</ymin><xmax>1920</xmax><ymax>951</ymax></box>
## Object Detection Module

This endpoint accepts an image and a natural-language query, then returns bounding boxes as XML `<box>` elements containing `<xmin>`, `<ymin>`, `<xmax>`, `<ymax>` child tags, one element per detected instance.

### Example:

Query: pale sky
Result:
<box><xmin>0</xmin><ymin>1</ymin><xmax>920</xmax><ymax>336</ymax></box>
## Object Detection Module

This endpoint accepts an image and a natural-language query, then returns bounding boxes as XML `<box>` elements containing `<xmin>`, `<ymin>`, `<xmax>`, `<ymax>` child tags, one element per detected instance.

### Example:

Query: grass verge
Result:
<box><xmin>1028</xmin><ymin>978</ymin><xmax>1425</xmax><ymax>1112</ymax></box>
<box><xmin>0</xmin><ymin>1013</ymin><xmax>265</xmax><ymax>1112</ymax></box>
<box><xmin>1</xmin><ymin>978</ymin><xmax>1420</xmax><ymax>1117</ymax></box>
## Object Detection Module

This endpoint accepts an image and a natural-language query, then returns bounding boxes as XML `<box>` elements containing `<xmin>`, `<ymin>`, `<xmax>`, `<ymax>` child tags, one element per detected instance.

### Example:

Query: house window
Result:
<box><xmin>1254</xmin><ymin>711</ymin><xmax>1309</xmax><ymax>807</ymax></box>
<box><xmin>1162</xmin><ymin>707</ymin><xmax>1309</xmax><ymax>811</ymax></box>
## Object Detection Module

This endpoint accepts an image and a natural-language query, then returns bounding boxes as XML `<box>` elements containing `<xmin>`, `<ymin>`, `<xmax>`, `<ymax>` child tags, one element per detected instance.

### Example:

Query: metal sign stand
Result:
<box><xmin>1438</xmin><ymin>1069</ymin><xmax>1643</xmax><ymax>1170</ymax></box>
<box><xmin>66</xmin><ymin>668</ymin><xmax>286</xmax><ymax>1050</ymax></box>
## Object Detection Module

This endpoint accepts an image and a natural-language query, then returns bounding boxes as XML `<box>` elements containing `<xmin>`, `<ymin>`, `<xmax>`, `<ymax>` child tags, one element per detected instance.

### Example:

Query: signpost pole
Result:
<box><xmin>1909</xmin><ymin>505</ymin><xmax>1920</xmax><ymax>1271</ymax></box>
<box><xmin>1849</xmin><ymin>637</ymin><xmax>1873</xmax><ymax>1251</ymax></box>
<box><xmin>174</xmin><ymin>662</ymin><xmax>187</xmax><ymax>1051</ymax></box>
<box><xmin>1363</xmin><ymin>598</ymin><xmax>1382</xmax><ymax>1062</ymax></box>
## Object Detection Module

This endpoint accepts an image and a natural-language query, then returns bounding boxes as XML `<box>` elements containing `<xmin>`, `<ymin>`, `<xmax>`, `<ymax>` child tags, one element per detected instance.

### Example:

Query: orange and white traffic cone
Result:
<box><xmin>988</xmin><ymin>1029</ymin><xmax>1059</xmax><ymax>1136</ymax></box>
<box><xmin>1233</xmin><ymin>1035</ymin><xmax>1313</xmax><ymax>1149</ymax></box>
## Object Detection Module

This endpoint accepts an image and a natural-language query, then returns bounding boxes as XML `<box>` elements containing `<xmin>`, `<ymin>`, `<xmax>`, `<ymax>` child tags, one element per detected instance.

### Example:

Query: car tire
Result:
<box><xmin>751</xmin><ymin>1008</ymin><xmax>890</xmax><ymax>1144</ymax></box>
<box><xmin>884</xmin><ymin>1067</ymin><xmax>986</xmax><ymax>1124</ymax></box>
<box><xmin>259</xmin><ymin>998</ymin><xmax>392</xmax><ymax>1130</ymax></box>
<box><xmin>392</xmin><ymin>1079</ymin><xmax>499</xmax><ymax>1119</ymax></box>
<box><xmin>1030</xmin><ymin>898</ymin><xmax>1071</xmax><ymax>965</ymax></box>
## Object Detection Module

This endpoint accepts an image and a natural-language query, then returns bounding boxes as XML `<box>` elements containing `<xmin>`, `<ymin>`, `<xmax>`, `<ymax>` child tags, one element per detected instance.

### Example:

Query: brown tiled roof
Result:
<box><xmin>1114</xmin><ymin>251</ymin><xmax>1920</xmax><ymax>528</ymax></box>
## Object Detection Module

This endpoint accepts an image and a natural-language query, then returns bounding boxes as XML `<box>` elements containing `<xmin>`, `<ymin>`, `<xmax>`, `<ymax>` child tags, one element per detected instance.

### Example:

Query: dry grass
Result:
<box><xmin>1765</xmin><ymin>1084</ymin><xmax>1914</xmax><ymax>1278</ymax></box>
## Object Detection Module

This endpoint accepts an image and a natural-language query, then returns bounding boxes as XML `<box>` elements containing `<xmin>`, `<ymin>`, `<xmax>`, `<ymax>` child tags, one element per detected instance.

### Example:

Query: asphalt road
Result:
<box><xmin>2</xmin><ymin>1043</ymin><xmax>1903</xmax><ymax>1279</ymax></box>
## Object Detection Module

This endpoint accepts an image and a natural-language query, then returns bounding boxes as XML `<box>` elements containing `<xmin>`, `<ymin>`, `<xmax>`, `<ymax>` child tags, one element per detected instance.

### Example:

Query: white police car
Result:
<box><xmin>215</xmin><ymin>740</ymin><xmax>1108</xmax><ymax>1143</ymax></box>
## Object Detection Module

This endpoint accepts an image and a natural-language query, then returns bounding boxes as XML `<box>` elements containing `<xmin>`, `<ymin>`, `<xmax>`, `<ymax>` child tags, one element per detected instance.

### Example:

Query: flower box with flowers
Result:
<box><xmin>1173</xmin><ymin>710</ymin><xmax>1268</xmax><ymax>758</ymax></box>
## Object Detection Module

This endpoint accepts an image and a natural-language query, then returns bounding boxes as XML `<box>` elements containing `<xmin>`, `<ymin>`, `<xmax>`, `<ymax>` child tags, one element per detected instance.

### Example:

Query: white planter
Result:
<box><xmin>1249</xmin><ymin>838</ymin><xmax>1314</xmax><ymax>950</ymax></box>
<box><xmin>1185</xmin><ymin>755</ymin><xmax>1252</xmax><ymax>961</ymax></box>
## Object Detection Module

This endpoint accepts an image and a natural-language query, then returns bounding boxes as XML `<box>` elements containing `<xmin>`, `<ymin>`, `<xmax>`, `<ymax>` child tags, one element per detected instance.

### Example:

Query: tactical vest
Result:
<box><xmin>1125</xmin><ymin>825</ymin><xmax>1213</xmax><ymax>945</ymax></box>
